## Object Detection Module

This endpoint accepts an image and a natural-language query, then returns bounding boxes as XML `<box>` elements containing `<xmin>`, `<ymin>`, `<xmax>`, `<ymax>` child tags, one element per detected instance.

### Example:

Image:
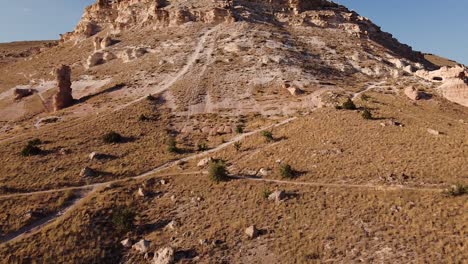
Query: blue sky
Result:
<box><xmin>0</xmin><ymin>0</ymin><xmax>466</xmax><ymax>64</ymax></box>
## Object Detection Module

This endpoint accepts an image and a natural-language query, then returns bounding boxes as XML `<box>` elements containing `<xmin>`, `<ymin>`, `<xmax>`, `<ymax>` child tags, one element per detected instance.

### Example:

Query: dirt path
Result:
<box><xmin>0</xmin><ymin>117</ymin><xmax>296</xmax><ymax>244</ymax></box>
<box><xmin>352</xmin><ymin>81</ymin><xmax>386</xmax><ymax>100</ymax></box>
<box><xmin>231</xmin><ymin>175</ymin><xmax>445</xmax><ymax>193</ymax></box>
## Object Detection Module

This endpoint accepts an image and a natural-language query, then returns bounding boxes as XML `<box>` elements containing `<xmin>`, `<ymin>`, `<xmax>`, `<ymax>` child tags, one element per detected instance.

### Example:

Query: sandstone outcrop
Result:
<box><xmin>52</xmin><ymin>65</ymin><xmax>74</xmax><ymax>111</ymax></box>
<box><xmin>404</xmin><ymin>86</ymin><xmax>429</xmax><ymax>101</ymax></box>
<box><xmin>152</xmin><ymin>247</ymin><xmax>174</xmax><ymax>264</ymax></box>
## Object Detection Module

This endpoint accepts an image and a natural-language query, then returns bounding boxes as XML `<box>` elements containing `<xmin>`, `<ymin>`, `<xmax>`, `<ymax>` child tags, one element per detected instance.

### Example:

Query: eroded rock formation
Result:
<box><xmin>52</xmin><ymin>65</ymin><xmax>74</xmax><ymax>111</ymax></box>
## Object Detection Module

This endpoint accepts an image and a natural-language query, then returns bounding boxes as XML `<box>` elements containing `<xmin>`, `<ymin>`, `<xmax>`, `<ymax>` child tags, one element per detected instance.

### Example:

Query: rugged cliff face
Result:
<box><xmin>61</xmin><ymin>0</ymin><xmax>425</xmax><ymax>65</ymax></box>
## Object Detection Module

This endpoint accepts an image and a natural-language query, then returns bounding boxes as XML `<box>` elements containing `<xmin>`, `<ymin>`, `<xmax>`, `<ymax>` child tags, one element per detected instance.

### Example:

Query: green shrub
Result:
<box><xmin>234</xmin><ymin>142</ymin><xmax>242</xmax><ymax>152</ymax></box>
<box><xmin>341</xmin><ymin>98</ymin><xmax>357</xmax><ymax>110</ymax></box>
<box><xmin>197</xmin><ymin>142</ymin><xmax>208</xmax><ymax>152</ymax></box>
<box><xmin>235</xmin><ymin>125</ymin><xmax>244</xmax><ymax>134</ymax></box>
<box><xmin>138</xmin><ymin>114</ymin><xmax>149</xmax><ymax>121</ymax></box>
<box><xmin>262</xmin><ymin>189</ymin><xmax>272</xmax><ymax>199</ymax></box>
<box><xmin>28</xmin><ymin>138</ymin><xmax>42</xmax><ymax>146</ymax></box>
<box><xmin>446</xmin><ymin>184</ymin><xmax>468</xmax><ymax>197</ymax></box>
<box><xmin>111</xmin><ymin>206</ymin><xmax>135</xmax><ymax>233</ymax></box>
<box><xmin>146</xmin><ymin>94</ymin><xmax>156</xmax><ymax>101</ymax></box>
<box><xmin>280</xmin><ymin>164</ymin><xmax>295</xmax><ymax>179</ymax></box>
<box><xmin>166</xmin><ymin>137</ymin><xmax>178</xmax><ymax>153</ymax></box>
<box><xmin>361</xmin><ymin>108</ymin><xmax>373</xmax><ymax>120</ymax></box>
<box><xmin>261</xmin><ymin>131</ymin><xmax>274</xmax><ymax>142</ymax></box>
<box><xmin>21</xmin><ymin>144</ymin><xmax>42</xmax><ymax>156</ymax></box>
<box><xmin>208</xmin><ymin>160</ymin><xmax>229</xmax><ymax>183</ymax></box>
<box><xmin>103</xmin><ymin>131</ymin><xmax>122</xmax><ymax>144</ymax></box>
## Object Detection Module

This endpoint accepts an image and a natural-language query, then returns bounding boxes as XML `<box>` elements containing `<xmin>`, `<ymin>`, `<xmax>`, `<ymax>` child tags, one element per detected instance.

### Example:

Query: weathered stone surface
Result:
<box><xmin>133</xmin><ymin>239</ymin><xmax>150</xmax><ymax>253</ymax></box>
<box><xmin>245</xmin><ymin>225</ymin><xmax>259</xmax><ymax>239</ymax></box>
<box><xmin>152</xmin><ymin>247</ymin><xmax>175</xmax><ymax>264</ymax></box>
<box><xmin>197</xmin><ymin>157</ymin><xmax>213</xmax><ymax>167</ymax></box>
<box><xmin>268</xmin><ymin>190</ymin><xmax>286</xmax><ymax>203</ymax></box>
<box><xmin>52</xmin><ymin>65</ymin><xmax>74</xmax><ymax>111</ymax></box>
<box><xmin>121</xmin><ymin>238</ymin><xmax>132</xmax><ymax>248</ymax></box>
<box><xmin>80</xmin><ymin>167</ymin><xmax>95</xmax><ymax>178</ymax></box>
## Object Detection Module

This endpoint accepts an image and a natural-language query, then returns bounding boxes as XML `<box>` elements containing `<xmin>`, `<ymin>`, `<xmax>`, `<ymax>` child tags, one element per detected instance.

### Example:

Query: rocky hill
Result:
<box><xmin>0</xmin><ymin>0</ymin><xmax>466</xmax><ymax>263</ymax></box>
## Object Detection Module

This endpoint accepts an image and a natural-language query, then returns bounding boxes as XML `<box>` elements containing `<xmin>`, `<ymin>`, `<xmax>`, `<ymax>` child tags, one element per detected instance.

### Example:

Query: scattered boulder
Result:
<box><xmin>197</xmin><ymin>157</ymin><xmax>213</xmax><ymax>167</ymax></box>
<box><xmin>14</xmin><ymin>88</ymin><xmax>36</xmax><ymax>100</ymax></box>
<box><xmin>93</xmin><ymin>36</ymin><xmax>103</xmax><ymax>51</ymax></box>
<box><xmin>133</xmin><ymin>239</ymin><xmax>150</xmax><ymax>253</ymax></box>
<box><xmin>52</xmin><ymin>65</ymin><xmax>74</xmax><ymax>112</ymax></box>
<box><xmin>59</xmin><ymin>148</ymin><xmax>70</xmax><ymax>155</ymax></box>
<box><xmin>89</xmin><ymin>152</ymin><xmax>103</xmax><ymax>160</ymax></box>
<box><xmin>427</xmin><ymin>128</ymin><xmax>441</xmax><ymax>136</ymax></box>
<box><xmin>137</xmin><ymin>187</ymin><xmax>147</xmax><ymax>197</ymax></box>
<box><xmin>152</xmin><ymin>247</ymin><xmax>175</xmax><ymax>264</ymax></box>
<box><xmin>80</xmin><ymin>167</ymin><xmax>95</xmax><ymax>178</ymax></box>
<box><xmin>121</xmin><ymin>238</ymin><xmax>132</xmax><ymax>248</ymax></box>
<box><xmin>268</xmin><ymin>190</ymin><xmax>286</xmax><ymax>203</ymax></box>
<box><xmin>101</xmin><ymin>35</ymin><xmax>114</xmax><ymax>48</ymax></box>
<box><xmin>165</xmin><ymin>220</ymin><xmax>179</xmax><ymax>230</ymax></box>
<box><xmin>245</xmin><ymin>225</ymin><xmax>259</xmax><ymax>239</ymax></box>
<box><xmin>257</xmin><ymin>168</ymin><xmax>269</xmax><ymax>177</ymax></box>
<box><xmin>283</xmin><ymin>82</ymin><xmax>303</xmax><ymax>96</ymax></box>
<box><xmin>404</xmin><ymin>86</ymin><xmax>429</xmax><ymax>101</ymax></box>
<box><xmin>121</xmin><ymin>47</ymin><xmax>148</xmax><ymax>63</ymax></box>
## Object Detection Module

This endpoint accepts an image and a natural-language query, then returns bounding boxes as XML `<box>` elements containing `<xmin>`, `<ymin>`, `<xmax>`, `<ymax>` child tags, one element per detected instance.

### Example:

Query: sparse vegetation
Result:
<box><xmin>361</xmin><ymin>108</ymin><xmax>373</xmax><ymax>120</ymax></box>
<box><xmin>235</xmin><ymin>125</ymin><xmax>244</xmax><ymax>134</ymax></box>
<box><xmin>208</xmin><ymin>160</ymin><xmax>229</xmax><ymax>183</ymax></box>
<box><xmin>21</xmin><ymin>141</ymin><xmax>42</xmax><ymax>156</ymax></box>
<box><xmin>280</xmin><ymin>164</ymin><xmax>295</xmax><ymax>179</ymax></box>
<box><xmin>262</xmin><ymin>189</ymin><xmax>272</xmax><ymax>199</ymax></box>
<box><xmin>197</xmin><ymin>142</ymin><xmax>208</xmax><ymax>151</ymax></box>
<box><xmin>234</xmin><ymin>142</ymin><xmax>242</xmax><ymax>152</ymax></box>
<box><xmin>102</xmin><ymin>131</ymin><xmax>123</xmax><ymax>144</ymax></box>
<box><xmin>261</xmin><ymin>130</ymin><xmax>274</xmax><ymax>142</ymax></box>
<box><xmin>138</xmin><ymin>114</ymin><xmax>149</xmax><ymax>121</ymax></box>
<box><xmin>446</xmin><ymin>184</ymin><xmax>468</xmax><ymax>197</ymax></box>
<box><xmin>336</xmin><ymin>98</ymin><xmax>357</xmax><ymax>110</ymax></box>
<box><xmin>28</xmin><ymin>138</ymin><xmax>42</xmax><ymax>146</ymax></box>
<box><xmin>166</xmin><ymin>137</ymin><xmax>178</xmax><ymax>153</ymax></box>
<box><xmin>111</xmin><ymin>206</ymin><xmax>135</xmax><ymax>233</ymax></box>
<box><xmin>146</xmin><ymin>94</ymin><xmax>157</xmax><ymax>101</ymax></box>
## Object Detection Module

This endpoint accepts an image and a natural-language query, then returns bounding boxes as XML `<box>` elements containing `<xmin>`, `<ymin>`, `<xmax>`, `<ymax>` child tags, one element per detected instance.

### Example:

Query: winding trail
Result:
<box><xmin>352</xmin><ymin>81</ymin><xmax>386</xmax><ymax>100</ymax></box>
<box><xmin>0</xmin><ymin>117</ymin><xmax>296</xmax><ymax>244</ymax></box>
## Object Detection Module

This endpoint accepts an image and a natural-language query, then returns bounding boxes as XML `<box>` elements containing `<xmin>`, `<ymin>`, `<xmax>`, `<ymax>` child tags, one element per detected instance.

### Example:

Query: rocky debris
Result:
<box><xmin>52</xmin><ymin>65</ymin><xmax>74</xmax><ymax>112</ymax></box>
<box><xmin>152</xmin><ymin>247</ymin><xmax>175</xmax><ymax>264</ymax></box>
<box><xmin>245</xmin><ymin>225</ymin><xmax>259</xmax><ymax>239</ymax></box>
<box><xmin>427</xmin><ymin>128</ymin><xmax>441</xmax><ymax>136</ymax></box>
<box><xmin>121</xmin><ymin>47</ymin><xmax>148</xmax><ymax>63</ymax></box>
<box><xmin>86</xmin><ymin>51</ymin><xmax>117</xmax><ymax>68</ymax></box>
<box><xmin>59</xmin><ymin>148</ymin><xmax>70</xmax><ymax>155</ymax></box>
<box><xmin>257</xmin><ymin>168</ymin><xmax>270</xmax><ymax>177</ymax></box>
<box><xmin>404</xmin><ymin>86</ymin><xmax>429</xmax><ymax>101</ymax></box>
<box><xmin>283</xmin><ymin>82</ymin><xmax>304</xmax><ymax>96</ymax></box>
<box><xmin>137</xmin><ymin>187</ymin><xmax>147</xmax><ymax>197</ymax></box>
<box><xmin>380</xmin><ymin>120</ymin><xmax>403</xmax><ymax>127</ymax></box>
<box><xmin>165</xmin><ymin>220</ymin><xmax>179</xmax><ymax>231</ymax></box>
<box><xmin>197</xmin><ymin>157</ymin><xmax>213</xmax><ymax>167</ymax></box>
<box><xmin>133</xmin><ymin>239</ymin><xmax>150</xmax><ymax>253</ymax></box>
<box><xmin>121</xmin><ymin>238</ymin><xmax>132</xmax><ymax>248</ymax></box>
<box><xmin>14</xmin><ymin>88</ymin><xmax>36</xmax><ymax>100</ymax></box>
<box><xmin>437</xmin><ymin>78</ymin><xmax>468</xmax><ymax>107</ymax></box>
<box><xmin>89</xmin><ymin>152</ymin><xmax>104</xmax><ymax>160</ymax></box>
<box><xmin>268</xmin><ymin>190</ymin><xmax>286</xmax><ymax>203</ymax></box>
<box><xmin>101</xmin><ymin>35</ymin><xmax>114</xmax><ymax>48</ymax></box>
<box><xmin>80</xmin><ymin>167</ymin><xmax>96</xmax><ymax>178</ymax></box>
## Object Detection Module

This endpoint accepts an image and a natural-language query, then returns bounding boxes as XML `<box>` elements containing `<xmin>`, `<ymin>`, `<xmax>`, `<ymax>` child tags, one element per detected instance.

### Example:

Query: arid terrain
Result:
<box><xmin>0</xmin><ymin>0</ymin><xmax>466</xmax><ymax>263</ymax></box>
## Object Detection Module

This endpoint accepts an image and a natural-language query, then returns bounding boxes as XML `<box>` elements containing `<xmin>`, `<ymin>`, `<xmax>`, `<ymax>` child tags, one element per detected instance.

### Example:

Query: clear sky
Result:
<box><xmin>0</xmin><ymin>0</ymin><xmax>466</xmax><ymax>64</ymax></box>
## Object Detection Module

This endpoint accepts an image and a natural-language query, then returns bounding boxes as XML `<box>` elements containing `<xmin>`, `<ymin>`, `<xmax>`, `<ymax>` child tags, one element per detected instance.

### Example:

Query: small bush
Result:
<box><xmin>280</xmin><ymin>164</ymin><xmax>295</xmax><ymax>179</ymax></box>
<box><xmin>446</xmin><ymin>184</ymin><xmax>468</xmax><ymax>197</ymax></box>
<box><xmin>138</xmin><ymin>114</ymin><xmax>149</xmax><ymax>121</ymax></box>
<box><xmin>235</xmin><ymin>125</ymin><xmax>244</xmax><ymax>134</ymax></box>
<box><xmin>361</xmin><ymin>108</ymin><xmax>373</xmax><ymax>120</ymax></box>
<box><xmin>208</xmin><ymin>160</ymin><xmax>229</xmax><ymax>183</ymax></box>
<box><xmin>234</xmin><ymin>142</ymin><xmax>242</xmax><ymax>152</ymax></box>
<box><xmin>112</xmin><ymin>206</ymin><xmax>135</xmax><ymax>233</ymax></box>
<box><xmin>341</xmin><ymin>98</ymin><xmax>357</xmax><ymax>110</ymax></box>
<box><xmin>261</xmin><ymin>131</ymin><xmax>274</xmax><ymax>142</ymax></box>
<box><xmin>103</xmin><ymin>131</ymin><xmax>122</xmax><ymax>144</ymax></box>
<box><xmin>28</xmin><ymin>138</ymin><xmax>42</xmax><ymax>146</ymax></box>
<box><xmin>21</xmin><ymin>144</ymin><xmax>42</xmax><ymax>156</ymax></box>
<box><xmin>197</xmin><ymin>142</ymin><xmax>208</xmax><ymax>152</ymax></box>
<box><xmin>166</xmin><ymin>137</ymin><xmax>178</xmax><ymax>153</ymax></box>
<box><xmin>146</xmin><ymin>94</ymin><xmax>157</xmax><ymax>101</ymax></box>
<box><xmin>262</xmin><ymin>189</ymin><xmax>272</xmax><ymax>199</ymax></box>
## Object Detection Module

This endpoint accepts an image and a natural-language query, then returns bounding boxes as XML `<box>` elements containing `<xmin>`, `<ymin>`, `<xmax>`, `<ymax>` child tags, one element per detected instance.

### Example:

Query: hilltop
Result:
<box><xmin>0</xmin><ymin>1</ymin><xmax>466</xmax><ymax>263</ymax></box>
